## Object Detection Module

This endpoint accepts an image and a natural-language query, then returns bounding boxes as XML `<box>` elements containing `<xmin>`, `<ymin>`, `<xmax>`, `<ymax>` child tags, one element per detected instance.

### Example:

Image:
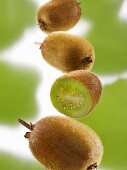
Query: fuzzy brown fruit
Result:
<box><xmin>50</xmin><ymin>70</ymin><xmax>102</xmax><ymax>118</ymax></box>
<box><xmin>19</xmin><ymin>116</ymin><xmax>103</xmax><ymax>170</ymax></box>
<box><xmin>40</xmin><ymin>32</ymin><xmax>95</xmax><ymax>72</ymax></box>
<box><xmin>37</xmin><ymin>0</ymin><xmax>81</xmax><ymax>33</ymax></box>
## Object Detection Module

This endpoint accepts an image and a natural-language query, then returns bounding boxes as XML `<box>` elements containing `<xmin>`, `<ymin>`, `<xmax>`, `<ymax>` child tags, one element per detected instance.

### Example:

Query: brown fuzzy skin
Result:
<box><xmin>54</xmin><ymin>70</ymin><xmax>102</xmax><ymax>114</ymax></box>
<box><xmin>40</xmin><ymin>32</ymin><xmax>95</xmax><ymax>72</ymax></box>
<box><xmin>27</xmin><ymin>116</ymin><xmax>103</xmax><ymax>170</ymax></box>
<box><xmin>37</xmin><ymin>0</ymin><xmax>81</xmax><ymax>33</ymax></box>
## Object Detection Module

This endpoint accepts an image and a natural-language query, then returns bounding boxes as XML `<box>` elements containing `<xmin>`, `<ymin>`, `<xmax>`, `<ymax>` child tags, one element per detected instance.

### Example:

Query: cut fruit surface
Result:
<box><xmin>50</xmin><ymin>70</ymin><xmax>102</xmax><ymax>118</ymax></box>
<box><xmin>50</xmin><ymin>77</ymin><xmax>92</xmax><ymax>118</ymax></box>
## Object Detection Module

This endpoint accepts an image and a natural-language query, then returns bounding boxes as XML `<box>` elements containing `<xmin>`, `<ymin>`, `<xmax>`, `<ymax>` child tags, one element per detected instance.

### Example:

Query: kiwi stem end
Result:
<box><xmin>38</xmin><ymin>18</ymin><xmax>48</xmax><ymax>31</ymax></box>
<box><xmin>87</xmin><ymin>163</ymin><xmax>98</xmax><ymax>170</ymax></box>
<box><xmin>18</xmin><ymin>119</ymin><xmax>34</xmax><ymax>131</ymax></box>
<box><xmin>85</xmin><ymin>56</ymin><xmax>93</xmax><ymax>64</ymax></box>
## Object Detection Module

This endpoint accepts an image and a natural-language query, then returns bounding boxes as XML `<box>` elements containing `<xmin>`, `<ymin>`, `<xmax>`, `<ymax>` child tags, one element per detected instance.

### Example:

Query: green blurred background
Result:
<box><xmin>0</xmin><ymin>0</ymin><xmax>127</xmax><ymax>169</ymax></box>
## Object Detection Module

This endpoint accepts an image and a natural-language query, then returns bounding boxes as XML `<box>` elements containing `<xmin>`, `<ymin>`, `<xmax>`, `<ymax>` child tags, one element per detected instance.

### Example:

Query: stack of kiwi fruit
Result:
<box><xmin>19</xmin><ymin>0</ymin><xmax>103</xmax><ymax>170</ymax></box>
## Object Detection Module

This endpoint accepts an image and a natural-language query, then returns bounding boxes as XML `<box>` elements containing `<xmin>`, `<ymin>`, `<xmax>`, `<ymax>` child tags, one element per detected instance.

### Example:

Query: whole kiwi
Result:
<box><xmin>37</xmin><ymin>0</ymin><xmax>81</xmax><ymax>33</ymax></box>
<box><xmin>40</xmin><ymin>32</ymin><xmax>95</xmax><ymax>72</ymax></box>
<box><xmin>50</xmin><ymin>70</ymin><xmax>102</xmax><ymax>118</ymax></box>
<box><xmin>19</xmin><ymin>116</ymin><xmax>103</xmax><ymax>170</ymax></box>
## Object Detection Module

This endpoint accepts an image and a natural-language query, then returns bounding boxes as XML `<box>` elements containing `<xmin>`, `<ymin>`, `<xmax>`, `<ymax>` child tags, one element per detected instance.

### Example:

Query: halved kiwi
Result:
<box><xmin>50</xmin><ymin>70</ymin><xmax>102</xmax><ymax>118</ymax></box>
<box><xmin>37</xmin><ymin>0</ymin><xmax>81</xmax><ymax>33</ymax></box>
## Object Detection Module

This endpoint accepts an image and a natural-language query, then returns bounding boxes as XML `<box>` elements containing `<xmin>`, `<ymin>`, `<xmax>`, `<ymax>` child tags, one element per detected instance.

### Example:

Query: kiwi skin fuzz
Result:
<box><xmin>37</xmin><ymin>0</ymin><xmax>81</xmax><ymax>33</ymax></box>
<box><xmin>19</xmin><ymin>116</ymin><xmax>103</xmax><ymax>170</ymax></box>
<box><xmin>40</xmin><ymin>32</ymin><xmax>95</xmax><ymax>72</ymax></box>
<box><xmin>51</xmin><ymin>70</ymin><xmax>102</xmax><ymax>118</ymax></box>
<box><xmin>63</xmin><ymin>70</ymin><xmax>102</xmax><ymax>112</ymax></box>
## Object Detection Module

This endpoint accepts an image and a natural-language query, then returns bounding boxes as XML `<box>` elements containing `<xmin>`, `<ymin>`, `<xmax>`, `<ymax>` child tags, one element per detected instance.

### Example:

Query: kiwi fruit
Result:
<box><xmin>19</xmin><ymin>116</ymin><xmax>103</xmax><ymax>170</ymax></box>
<box><xmin>40</xmin><ymin>32</ymin><xmax>95</xmax><ymax>72</ymax></box>
<box><xmin>37</xmin><ymin>0</ymin><xmax>81</xmax><ymax>33</ymax></box>
<box><xmin>50</xmin><ymin>70</ymin><xmax>102</xmax><ymax>118</ymax></box>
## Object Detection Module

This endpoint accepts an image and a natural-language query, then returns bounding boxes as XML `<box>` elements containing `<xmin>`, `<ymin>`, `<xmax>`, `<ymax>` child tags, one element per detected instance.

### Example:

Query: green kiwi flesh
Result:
<box><xmin>37</xmin><ymin>0</ymin><xmax>81</xmax><ymax>33</ymax></box>
<box><xmin>50</xmin><ymin>70</ymin><xmax>102</xmax><ymax>118</ymax></box>
<box><xmin>19</xmin><ymin>116</ymin><xmax>103</xmax><ymax>170</ymax></box>
<box><xmin>51</xmin><ymin>78</ymin><xmax>92</xmax><ymax>118</ymax></box>
<box><xmin>40</xmin><ymin>32</ymin><xmax>95</xmax><ymax>72</ymax></box>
